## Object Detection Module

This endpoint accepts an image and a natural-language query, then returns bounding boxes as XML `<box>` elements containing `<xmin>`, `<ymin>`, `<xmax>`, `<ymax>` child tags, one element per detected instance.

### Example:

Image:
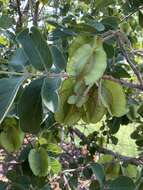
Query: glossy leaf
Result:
<box><xmin>0</xmin><ymin>76</ymin><xmax>26</xmax><ymax>124</ymax></box>
<box><xmin>50</xmin><ymin>45</ymin><xmax>66</xmax><ymax>70</ymax></box>
<box><xmin>90</xmin><ymin>163</ymin><xmax>105</xmax><ymax>187</ymax></box>
<box><xmin>17</xmin><ymin>27</ymin><xmax>52</xmax><ymax>71</ymax></box>
<box><xmin>18</xmin><ymin>78</ymin><xmax>43</xmax><ymax>134</ymax></box>
<box><xmin>9</xmin><ymin>48</ymin><xmax>29</xmax><ymax>71</ymax></box>
<box><xmin>28</xmin><ymin>147</ymin><xmax>48</xmax><ymax>177</ymax></box>
<box><xmin>41</xmin><ymin>77</ymin><xmax>60</xmax><ymax>113</ymax></box>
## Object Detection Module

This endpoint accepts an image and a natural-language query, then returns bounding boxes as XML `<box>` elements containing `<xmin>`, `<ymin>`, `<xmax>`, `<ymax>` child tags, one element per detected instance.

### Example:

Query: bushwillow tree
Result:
<box><xmin>0</xmin><ymin>0</ymin><xmax>143</xmax><ymax>189</ymax></box>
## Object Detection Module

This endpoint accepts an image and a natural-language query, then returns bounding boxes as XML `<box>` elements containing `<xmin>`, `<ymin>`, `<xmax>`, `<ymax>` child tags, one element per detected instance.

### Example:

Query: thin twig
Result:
<box><xmin>0</xmin><ymin>70</ymin><xmax>69</xmax><ymax>78</ymax></box>
<box><xmin>63</xmin><ymin>174</ymin><xmax>71</xmax><ymax>190</ymax></box>
<box><xmin>120</xmin><ymin>5</ymin><xmax>143</xmax><ymax>23</ymax></box>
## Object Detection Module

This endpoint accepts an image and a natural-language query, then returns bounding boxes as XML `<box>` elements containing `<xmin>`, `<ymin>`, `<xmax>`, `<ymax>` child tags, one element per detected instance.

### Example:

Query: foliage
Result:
<box><xmin>0</xmin><ymin>0</ymin><xmax>143</xmax><ymax>189</ymax></box>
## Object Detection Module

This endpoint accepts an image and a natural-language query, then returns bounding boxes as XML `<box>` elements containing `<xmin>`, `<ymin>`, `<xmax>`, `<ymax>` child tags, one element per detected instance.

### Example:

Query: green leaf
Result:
<box><xmin>112</xmin><ymin>65</ymin><xmax>130</xmax><ymax>79</ymax></box>
<box><xmin>101</xmin><ymin>16</ymin><xmax>120</xmax><ymax>29</ymax></box>
<box><xmin>18</xmin><ymin>78</ymin><xmax>43</xmax><ymax>134</ymax></box>
<box><xmin>41</xmin><ymin>77</ymin><xmax>60</xmax><ymax>113</ymax></box>
<box><xmin>108</xmin><ymin>176</ymin><xmax>135</xmax><ymax>190</ymax></box>
<box><xmin>46</xmin><ymin>143</ymin><xmax>62</xmax><ymax>154</ymax></box>
<box><xmin>86</xmin><ymin>20</ymin><xmax>105</xmax><ymax>32</ymax></box>
<box><xmin>0</xmin><ymin>117</ymin><xmax>24</xmax><ymax>153</ymax></box>
<box><xmin>50</xmin><ymin>46</ymin><xmax>66</xmax><ymax>71</ymax></box>
<box><xmin>17</xmin><ymin>27</ymin><xmax>52</xmax><ymax>71</ymax></box>
<box><xmin>9</xmin><ymin>48</ymin><xmax>29</xmax><ymax>71</ymax></box>
<box><xmin>105</xmin><ymin>162</ymin><xmax>120</xmax><ymax>180</ymax></box>
<box><xmin>0</xmin><ymin>14</ymin><xmax>14</xmax><ymax>29</ymax></box>
<box><xmin>107</xmin><ymin>117</ymin><xmax>121</xmax><ymax>134</ymax></box>
<box><xmin>49</xmin><ymin>157</ymin><xmax>61</xmax><ymax>174</ymax></box>
<box><xmin>18</xmin><ymin>145</ymin><xmax>31</xmax><ymax>162</ymax></box>
<box><xmin>28</xmin><ymin>147</ymin><xmax>48</xmax><ymax>176</ymax></box>
<box><xmin>0</xmin><ymin>77</ymin><xmax>26</xmax><ymax>124</ymax></box>
<box><xmin>90</xmin><ymin>163</ymin><xmax>105</xmax><ymax>187</ymax></box>
<box><xmin>123</xmin><ymin>164</ymin><xmax>138</xmax><ymax>179</ymax></box>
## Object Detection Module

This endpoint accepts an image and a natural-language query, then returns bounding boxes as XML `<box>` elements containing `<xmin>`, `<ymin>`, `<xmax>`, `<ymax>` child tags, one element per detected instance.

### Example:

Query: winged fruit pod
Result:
<box><xmin>54</xmin><ymin>78</ymin><xmax>81</xmax><ymax>125</ymax></box>
<box><xmin>101</xmin><ymin>79</ymin><xmax>127</xmax><ymax>117</ymax></box>
<box><xmin>68</xmin><ymin>35</ymin><xmax>90</xmax><ymax>58</ymax></box>
<box><xmin>68</xmin><ymin>81</ymin><xmax>89</xmax><ymax>107</ymax></box>
<box><xmin>67</xmin><ymin>36</ymin><xmax>107</xmax><ymax>85</ymax></box>
<box><xmin>28</xmin><ymin>147</ymin><xmax>48</xmax><ymax>176</ymax></box>
<box><xmin>84</xmin><ymin>37</ymin><xmax>107</xmax><ymax>85</ymax></box>
<box><xmin>82</xmin><ymin>87</ymin><xmax>106</xmax><ymax>123</ymax></box>
<box><xmin>67</xmin><ymin>43</ymin><xmax>93</xmax><ymax>76</ymax></box>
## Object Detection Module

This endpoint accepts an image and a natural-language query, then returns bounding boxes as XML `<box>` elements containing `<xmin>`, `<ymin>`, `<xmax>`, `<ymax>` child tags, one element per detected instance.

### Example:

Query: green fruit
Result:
<box><xmin>101</xmin><ymin>79</ymin><xmax>127</xmax><ymax>117</ymax></box>
<box><xmin>28</xmin><ymin>147</ymin><xmax>48</xmax><ymax>176</ymax></box>
<box><xmin>0</xmin><ymin>125</ymin><xmax>24</xmax><ymax>153</ymax></box>
<box><xmin>84</xmin><ymin>37</ymin><xmax>107</xmax><ymax>85</ymax></box>
<box><xmin>82</xmin><ymin>88</ymin><xmax>106</xmax><ymax>123</ymax></box>
<box><xmin>67</xmin><ymin>36</ymin><xmax>107</xmax><ymax>85</ymax></box>
<box><xmin>67</xmin><ymin>43</ymin><xmax>93</xmax><ymax>76</ymax></box>
<box><xmin>68</xmin><ymin>35</ymin><xmax>90</xmax><ymax>58</ymax></box>
<box><xmin>68</xmin><ymin>81</ymin><xmax>89</xmax><ymax>107</ymax></box>
<box><xmin>55</xmin><ymin>78</ymin><xmax>81</xmax><ymax>125</ymax></box>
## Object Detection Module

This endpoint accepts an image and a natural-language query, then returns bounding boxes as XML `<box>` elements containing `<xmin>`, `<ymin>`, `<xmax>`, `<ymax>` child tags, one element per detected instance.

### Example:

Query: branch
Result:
<box><xmin>16</xmin><ymin>0</ymin><xmax>22</xmax><ymax>31</ymax></box>
<box><xmin>116</xmin><ymin>32</ymin><xmax>143</xmax><ymax>86</ymax></box>
<box><xmin>33</xmin><ymin>1</ymin><xmax>40</xmax><ymax>26</ymax></box>
<box><xmin>0</xmin><ymin>70</ymin><xmax>143</xmax><ymax>91</ymax></box>
<box><xmin>0</xmin><ymin>70</ymin><xmax>69</xmax><ymax>78</ymax></box>
<box><xmin>102</xmin><ymin>75</ymin><xmax>143</xmax><ymax>91</ymax></box>
<box><xmin>71</xmin><ymin>127</ymin><xmax>143</xmax><ymax>166</ymax></box>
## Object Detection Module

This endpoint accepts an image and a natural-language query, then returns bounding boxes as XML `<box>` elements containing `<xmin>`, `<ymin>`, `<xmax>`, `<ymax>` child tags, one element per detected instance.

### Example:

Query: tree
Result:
<box><xmin>0</xmin><ymin>0</ymin><xmax>143</xmax><ymax>189</ymax></box>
